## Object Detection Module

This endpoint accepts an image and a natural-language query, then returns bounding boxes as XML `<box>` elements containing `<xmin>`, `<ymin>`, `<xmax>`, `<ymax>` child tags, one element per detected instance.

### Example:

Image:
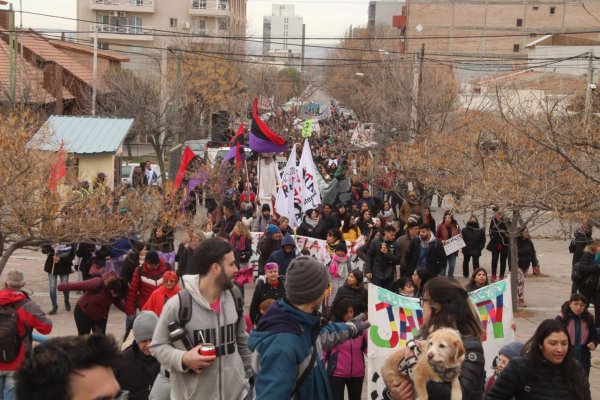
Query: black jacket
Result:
<box><xmin>486</xmin><ymin>357</ymin><xmax>590</xmax><ymax>400</ymax></box>
<box><xmin>366</xmin><ymin>238</ymin><xmax>400</xmax><ymax>281</ymax></box>
<box><xmin>42</xmin><ymin>244</ymin><xmax>75</xmax><ymax>276</ymax></box>
<box><xmin>176</xmin><ymin>247</ymin><xmax>195</xmax><ymax>278</ymax></box>
<box><xmin>297</xmin><ymin>218</ymin><xmax>327</xmax><ymax>240</ymax></box>
<box><xmin>267</xmin><ymin>234</ymin><xmax>297</xmax><ymax>276</ymax></box>
<box><xmin>329</xmin><ymin>283</ymin><xmax>367</xmax><ymax>319</ymax></box>
<box><xmin>575</xmin><ymin>251</ymin><xmax>600</xmax><ymax>290</ymax></box>
<box><xmin>113</xmin><ymin>342</ymin><xmax>161</xmax><ymax>400</ymax></box>
<box><xmin>249</xmin><ymin>277</ymin><xmax>286</xmax><ymax>324</ymax></box>
<box><xmin>517</xmin><ymin>237</ymin><xmax>539</xmax><ymax>270</ymax></box>
<box><xmin>571</xmin><ymin>229</ymin><xmax>593</xmax><ymax>265</ymax></box>
<box><xmin>405</xmin><ymin>237</ymin><xmax>447</xmax><ymax>277</ymax></box>
<box><xmin>461</xmin><ymin>223</ymin><xmax>486</xmax><ymax>257</ymax></box>
<box><xmin>488</xmin><ymin>217</ymin><xmax>509</xmax><ymax>248</ymax></box>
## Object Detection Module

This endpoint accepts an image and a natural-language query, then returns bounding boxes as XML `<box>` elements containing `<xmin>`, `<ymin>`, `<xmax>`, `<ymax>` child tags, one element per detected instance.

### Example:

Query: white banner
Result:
<box><xmin>367</xmin><ymin>279</ymin><xmax>515</xmax><ymax>399</ymax></box>
<box><xmin>274</xmin><ymin>146</ymin><xmax>302</xmax><ymax>227</ymax></box>
<box><xmin>443</xmin><ymin>234</ymin><xmax>466</xmax><ymax>255</ymax></box>
<box><xmin>298</xmin><ymin>139</ymin><xmax>322</xmax><ymax>215</ymax></box>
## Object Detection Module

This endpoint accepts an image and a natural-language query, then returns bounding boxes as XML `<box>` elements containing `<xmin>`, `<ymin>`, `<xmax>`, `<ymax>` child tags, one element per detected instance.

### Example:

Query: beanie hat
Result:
<box><xmin>335</xmin><ymin>241</ymin><xmax>348</xmax><ymax>254</ymax></box>
<box><xmin>266</xmin><ymin>224</ymin><xmax>280</xmax><ymax>235</ymax></box>
<box><xmin>145</xmin><ymin>251</ymin><xmax>160</xmax><ymax>264</ymax></box>
<box><xmin>498</xmin><ymin>341</ymin><xmax>524</xmax><ymax>359</ymax></box>
<box><xmin>285</xmin><ymin>256</ymin><xmax>330</xmax><ymax>305</ymax></box>
<box><xmin>163</xmin><ymin>270</ymin><xmax>178</xmax><ymax>282</ymax></box>
<box><xmin>262</xmin><ymin>203</ymin><xmax>271</xmax><ymax>212</ymax></box>
<box><xmin>264</xmin><ymin>262</ymin><xmax>279</xmax><ymax>271</ymax></box>
<box><xmin>133</xmin><ymin>311</ymin><xmax>158</xmax><ymax>343</ymax></box>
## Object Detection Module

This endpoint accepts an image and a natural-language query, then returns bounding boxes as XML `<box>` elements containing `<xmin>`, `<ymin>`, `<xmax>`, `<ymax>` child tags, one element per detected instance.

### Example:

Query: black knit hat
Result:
<box><xmin>285</xmin><ymin>256</ymin><xmax>330</xmax><ymax>305</ymax></box>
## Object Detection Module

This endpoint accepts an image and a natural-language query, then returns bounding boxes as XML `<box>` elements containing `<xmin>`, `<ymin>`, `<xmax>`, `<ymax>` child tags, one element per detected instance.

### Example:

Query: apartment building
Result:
<box><xmin>262</xmin><ymin>4</ymin><xmax>303</xmax><ymax>57</ymax></box>
<box><xmin>77</xmin><ymin>0</ymin><xmax>246</xmax><ymax>70</ymax></box>
<box><xmin>396</xmin><ymin>1</ymin><xmax>600</xmax><ymax>57</ymax></box>
<box><xmin>368</xmin><ymin>0</ymin><xmax>405</xmax><ymax>30</ymax></box>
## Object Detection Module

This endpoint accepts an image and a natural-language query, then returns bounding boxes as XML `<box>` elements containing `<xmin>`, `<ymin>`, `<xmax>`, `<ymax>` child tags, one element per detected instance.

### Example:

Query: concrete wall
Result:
<box><xmin>77</xmin><ymin>153</ymin><xmax>116</xmax><ymax>189</ymax></box>
<box><xmin>528</xmin><ymin>45</ymin><xmax>600</xmax><ymax>76</ymax></box>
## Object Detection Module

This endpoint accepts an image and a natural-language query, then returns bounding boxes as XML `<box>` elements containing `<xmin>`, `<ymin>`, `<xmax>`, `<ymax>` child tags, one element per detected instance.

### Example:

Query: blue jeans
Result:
<box><xmin>48</xmin><ymin>273</ymin><xmax>69</xmax><ymax>309</ymax></box>
<box><xmin>439</xmin><ymin>254</ymin><xmax>457</xmax><ymax>278</ymax></box>
<box><xmin>0</xmin><ymin>371</ymin><xmax>15</xmax><ymax>400</ymax></box>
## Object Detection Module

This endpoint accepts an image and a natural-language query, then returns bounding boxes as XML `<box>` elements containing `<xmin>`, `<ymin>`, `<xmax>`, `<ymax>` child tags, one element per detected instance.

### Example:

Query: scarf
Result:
<box><xmin>329</xmin><ymin>254</ymin><xmax>350</xmax><ymax>278</ymax></box>
<box><xmin>230</xmin><ymin>234</ymin><xmax>247</xmax><ymax>252</ymax></box>
<box><xmin>327</xmin><ymin>239</ymin><xmax>340</xmax><ymax>254</ymax></box>
<box><xmin>305</xmin><ymin>216</ymin><xmax>319</xmax><ymax>229</ymax></box>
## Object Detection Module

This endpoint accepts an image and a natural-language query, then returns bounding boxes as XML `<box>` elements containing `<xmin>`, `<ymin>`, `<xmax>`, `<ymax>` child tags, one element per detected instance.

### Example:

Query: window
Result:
<box><xmin>473</xmin><ymin>87</ymin><xmax>481</xmax><ymax>94</ymax></box>
<box><xmin>98</xmin><ymin>42</ymin><xmax>109</xmax><ymax>50</ymax></box>
<box><xmin>218</xmin><ymin>18</ymin><xmax>228</xmax><ymax>30</ymax></box>
<box><xmin>170</xmin><ymin>18</ymin><xmax>177</xmax><ymax>28</ymax></box>
<box><xmin>128</xmin><ymin>45</ymin><xmax>141</xmax><ymax>52</ymax></box>
<box><xmin>550</xmin><ymin>6</ymin><xmax>556</xmax><ymax>14</ymax></box>
<box><xmin>532</xmin><ymin>6</ymin><xmax>539</xmax><ymax>10</ymax></box>
<box><xmin>516</xmin><ymin>18</ymin><xmax>523</xmax><ymax>27</ymax></box>
<box><xmin>513</xmin><ymin>44</ymin><xmax>520</xmax><ymax>52</ymax></box>
<box><xmin>195</xmin><ymin>18</ymin><xmax>207</xmax><ymax>30</ymax></box>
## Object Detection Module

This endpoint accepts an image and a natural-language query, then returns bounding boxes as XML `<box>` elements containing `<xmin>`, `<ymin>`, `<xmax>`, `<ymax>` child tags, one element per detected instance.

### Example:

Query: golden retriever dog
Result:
<box><xmin>381</xmin><ymin>328</ymin><xmax>465</xmax><ymax>400</ymax></box>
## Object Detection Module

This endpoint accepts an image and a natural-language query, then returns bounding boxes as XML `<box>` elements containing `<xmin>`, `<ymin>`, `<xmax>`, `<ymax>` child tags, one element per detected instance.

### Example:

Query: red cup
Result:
<box><xmin>198</xmin><ymin>344</ymin><xmax>216</xmax><ymax>357</ymax></box>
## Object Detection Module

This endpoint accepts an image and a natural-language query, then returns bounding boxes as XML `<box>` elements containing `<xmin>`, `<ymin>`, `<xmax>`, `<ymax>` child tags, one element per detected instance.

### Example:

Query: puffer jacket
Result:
<box><xmin>461</xmin><ymin>223</ymin><xmax>486</xmax><ymax>257</ymax></box>
<box><xmin>575</xmin><ymin>251</ymin><xmax>600</xmax><ymax>290</ymax></box>
<box><xmin>125</xmin><ymin>260</ymin><xmax>170</xmax><ymax>315</ymax></box>
<box><xmin>249</xmin><ymin>277</ymin><xmax>286</xmax><ymax>324</ymax></box>
<box><xmin>324</xmin><ymin>331</ymin><xmax>366</xmax><ymax>378</ymax></box>
<box><xmin>486</xmin><ymin>357</ymin><xmax>590</xmax><ymax>400</ymax></box>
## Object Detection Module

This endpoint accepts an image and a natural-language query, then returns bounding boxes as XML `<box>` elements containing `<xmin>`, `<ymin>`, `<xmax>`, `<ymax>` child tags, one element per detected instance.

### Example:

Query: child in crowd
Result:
<box><xmin>392</xmin><ymin>277</ymin><xmax>415</xmax><ymax>297</ymax></box>
<box><xmin>327</xmin><ymin>242</ymin><xmax>352</xmax><ymax>310</ymax></box>
<box><xmin>324</xmin><ymin>298</ymin><xmax>366</xmax><ymax>400</ymax></box>
<box><xmin>485</xmin><ymin>341</ymin><xmax>524</xmax><ymax>393</ymax></box>
<box><xmin>556</xmin><ymin>293</ymin><xmax>599</xmax><ymax>376</ymax></box>
<box><xmin>142</xmin><ymin>270</ymin><xmax>181</xmax><ymax>317</ymax></box>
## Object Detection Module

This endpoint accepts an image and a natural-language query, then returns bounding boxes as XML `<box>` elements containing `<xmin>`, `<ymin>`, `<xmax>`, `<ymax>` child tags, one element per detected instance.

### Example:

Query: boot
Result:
<box><xmin>490</xmin><ymin>275</ymin><xmax>497</xmax><ymax>283</ymax></box>
<box><xmin>65</xmin><ymin>300</ymin><xmax>71</xmax><ymax>312</ymax></box>
<box><xmin>48</xmin><ymin>306</ymin><xmax>58</xmax><ymax>315</ymax></box>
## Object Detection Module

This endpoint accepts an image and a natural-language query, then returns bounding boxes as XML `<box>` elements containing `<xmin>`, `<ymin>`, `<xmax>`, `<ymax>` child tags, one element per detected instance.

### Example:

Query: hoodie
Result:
<box><xmin>267</xmin><ymin>234</ymin><xmax>297</xmax><ymax>276</ymax></box>
<box><xmin>247</xmin><ymin>299</ymin><xmax>353</xmax><ymax>400</ymax></box>
<box><xmin>150</xmin><ymin>275</ymin><xmax>251</xmax><ymax>400</ymax></box>
<box><xmin>0</xmin><ymin>290</ymin><xmax>52</xmax><ymax>371</ymax></box>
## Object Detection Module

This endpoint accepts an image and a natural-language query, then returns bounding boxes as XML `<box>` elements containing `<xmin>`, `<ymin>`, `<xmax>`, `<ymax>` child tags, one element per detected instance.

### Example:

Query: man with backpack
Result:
<box><xmin>0</xmin><ymin>268</ymin><xmax>52</xmax><ymax>400</ymax></box>
<box><xmin>151</xmin><ymin>238</ymin><xmax>251</xmax><ymax>400</ymax></box>
<box><xmin>405</xmin><ymin>223</ymin><xmax>447</xmax><ymax>278</ymax></box>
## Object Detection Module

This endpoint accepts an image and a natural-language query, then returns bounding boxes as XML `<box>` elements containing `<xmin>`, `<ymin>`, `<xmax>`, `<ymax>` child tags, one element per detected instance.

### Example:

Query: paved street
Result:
<box><xmin>4</xmin><ymin>236</ymin><xmax>599</xmax><ymax>398</ymax></box>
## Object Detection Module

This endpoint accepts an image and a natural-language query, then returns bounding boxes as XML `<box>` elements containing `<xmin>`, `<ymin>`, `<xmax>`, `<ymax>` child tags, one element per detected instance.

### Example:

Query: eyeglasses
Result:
<box><xmin>419</xmin><ymin>298</ymin><xmax>430</xmax><ymax>307</ymax></box>
<box><xmin>95</xmin><ymin>390</ymin><xmax>130</xmax><ymax>400</ymax></box>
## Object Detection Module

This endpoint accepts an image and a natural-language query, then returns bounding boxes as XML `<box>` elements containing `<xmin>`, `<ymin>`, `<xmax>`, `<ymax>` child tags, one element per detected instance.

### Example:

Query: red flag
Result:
<box><xmin>232</xmin><ymin>123</ymin><xmax>245</xmax><ymax>171</ymax></box>
<box><xmin>171</xmin><ymin>146</ymin><xmax>195</xmax><ymax>195</ymax></box>
<box><xmin>47</xmin><ymin>142</ymin><xmax>66</xmax><ymax>192</ymax></box>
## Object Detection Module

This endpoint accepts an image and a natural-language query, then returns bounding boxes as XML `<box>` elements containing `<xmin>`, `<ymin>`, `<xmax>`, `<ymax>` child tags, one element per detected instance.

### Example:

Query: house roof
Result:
<box><xmin>33</xmin><ymin>116</ymin><xmax>134</xmax><ymax>154</ymax></box>
<box><xmin>525</xmin><ymin>33</ymin><xmax>600</xmax><ymax>48</ymax></box>
<box><xmin>471</xmin><ymin>70</ymin><xmax>585</xmax><ymax>95</ymax></box>
<box><xmin>48</xmin><ymin>40</ymin><xmax>130</xmax><ymax>63</ymax></box>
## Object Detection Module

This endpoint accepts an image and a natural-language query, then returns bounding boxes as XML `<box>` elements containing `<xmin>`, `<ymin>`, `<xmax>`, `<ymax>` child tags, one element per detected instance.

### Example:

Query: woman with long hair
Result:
<box><xmin>465</xmin><ymin>268</ymin><xmax>489</xmax><ymax>292</ymax></box>
<box><xmin>385</xmin><ymin>277</ymin><xmax>485</xmax><ymax>400</ymax></box>
<box><xmin>487</xmin><ymin>319</ymin><xmax>590</xmax><ymax>400</ymax></box>
<box><xmin>411</xmin><ymin>267</ymin><xmax>430</xmax><ymax>298</ymax></box>
<box><xmin>330</xmin><ymin>269</ymin><xmax>367</xmax><ymax>318</ymax></box>
<box><xmin>356</xmin><ymin>209</ymin><xmax>375</xmax><ymax>238</ymax></box>
<box><xmin>340</xmin><ymin>214</ymin><xmax>362</xmax><ymax>242</ymax></box>
<box><xmin>436</xmin><ymin>212</ymin><xmax>460</xmax><ymax>277</ymax></box>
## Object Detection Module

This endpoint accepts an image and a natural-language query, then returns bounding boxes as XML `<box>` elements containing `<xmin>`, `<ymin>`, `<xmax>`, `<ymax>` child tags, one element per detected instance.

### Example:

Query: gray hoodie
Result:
<box><xmin>150</xmin><ymin>275</ymin><xmax>251</xmax><ymax>400</ymax></box>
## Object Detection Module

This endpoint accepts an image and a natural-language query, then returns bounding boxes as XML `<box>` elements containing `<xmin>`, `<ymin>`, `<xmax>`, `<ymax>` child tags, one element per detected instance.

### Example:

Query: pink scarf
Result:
<box><xmin>329</xmin><ymin>254</ymin><xmax>350</xmax><ymax>278</ymax></box>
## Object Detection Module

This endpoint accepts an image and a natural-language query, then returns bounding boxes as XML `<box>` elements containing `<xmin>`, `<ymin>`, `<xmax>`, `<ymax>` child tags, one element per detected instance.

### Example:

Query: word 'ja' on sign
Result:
<box><xmin>443</xmin><ymin>234</ymin><xmax>466</xmax><ymax>255</ymax></box>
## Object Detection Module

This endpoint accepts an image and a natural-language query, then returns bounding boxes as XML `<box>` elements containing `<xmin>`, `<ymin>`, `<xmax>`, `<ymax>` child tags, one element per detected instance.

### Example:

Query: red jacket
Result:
<box><xmin>141</xmin><ymin>284</ymin><xmax>181</xmax><ymax>316</ymax></box>
<box><xmin>125</xmin><ymin>260</ymin><xmax>170</xmax><ymax>315</ymax></box>
<box><xmin>59</xmin><ymin>277</ymin><xmax>125</xmax><ymax>321</ymax></box>
<box><xmin>0</xmin><ymin>290</ymin><xmax>52</xmax><ymax>371</ymax></box>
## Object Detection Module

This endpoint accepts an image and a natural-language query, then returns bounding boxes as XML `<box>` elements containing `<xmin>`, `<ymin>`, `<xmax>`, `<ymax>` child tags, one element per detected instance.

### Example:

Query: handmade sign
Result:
<box><xmin>443</xmin><ymin>234</ymin><xmax>466</xmax><ymax>255</ymax></box>
<box><xmin>367</xmin><ymin>279</ymin><xmax>514</xmax><ymax>399</ymax></box>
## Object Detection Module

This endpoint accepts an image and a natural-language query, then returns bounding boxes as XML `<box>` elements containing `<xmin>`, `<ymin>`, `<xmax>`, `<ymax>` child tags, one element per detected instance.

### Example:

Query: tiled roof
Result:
<box><xmin>32</xmin><ymin>116</ymin><xmax>134</xmax><ymax>154</ymax></box>
<box><xmin>49</xmin><ymin>40</ymin><xmax>130</xmax><ymax>62</ymax></box>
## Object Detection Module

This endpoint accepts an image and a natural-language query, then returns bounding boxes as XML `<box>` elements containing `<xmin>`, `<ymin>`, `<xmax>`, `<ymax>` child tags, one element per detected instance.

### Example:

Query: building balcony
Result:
<box><xmin>190</xmin><ymin>0</ymin><xmax>230</xmax><ymax>17</ymax></box>
<box><xmin>90</xmin><ymin>24</ymin><xmax>154</xmax><ymax>41</ymax></box>
<box><xmin>89</xmin><ymin>0</ymin><xmax>155</xmax><ymax>13</ymax></box>
<box><xmin>190</xmin><ymin>28</ymin><xmax>229</xmax><ymax>44</ymax></box>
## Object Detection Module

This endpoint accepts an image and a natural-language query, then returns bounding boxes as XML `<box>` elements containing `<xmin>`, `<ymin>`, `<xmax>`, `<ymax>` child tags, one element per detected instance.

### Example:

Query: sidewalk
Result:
<box><xmin>4</xmin><ymin>238</ymin><xmax>598</xmax><ymax>398</ymax></box>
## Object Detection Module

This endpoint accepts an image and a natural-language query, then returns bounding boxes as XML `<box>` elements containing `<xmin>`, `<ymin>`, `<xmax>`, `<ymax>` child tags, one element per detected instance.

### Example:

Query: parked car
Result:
<box><xmin>120</xmin><ymin>163</ymin><xmax>162</xmax><ymax>186</ymax></box>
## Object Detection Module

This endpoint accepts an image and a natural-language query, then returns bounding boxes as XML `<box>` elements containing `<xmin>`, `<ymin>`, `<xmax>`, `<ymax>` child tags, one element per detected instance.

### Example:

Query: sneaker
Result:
<box><xmin>499</xmin><ymin>275</ymin><xmax>504</xmax><ymax>281</ymax></box>
<box><xmin>65</xmin><ymin>301</ymin><xmax>71</xmax><ymax>312</ymax></box>
<box><xmin>490</xmin><ymin>275</ymin><xmax>497</xmax><ymax>283</ymax></box>
<box><xmin>48</xmin><ymin>307</ymin><xmax>58</xmax><ymax>315</ymax></box>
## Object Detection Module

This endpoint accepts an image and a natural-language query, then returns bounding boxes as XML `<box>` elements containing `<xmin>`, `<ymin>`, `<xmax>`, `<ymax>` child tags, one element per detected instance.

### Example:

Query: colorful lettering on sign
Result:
<box><xmin>369</xmin><ymin>302</ymin><xmax>399</xmax><ymax>348</ymax></box>
<box><xmin>399</xmin><ymin>307</ymin><xmax>423</xmax><ymax>347</ymax></box>
<box><xmin>476</xmin><ymin>294</ymin><xmax>504</xmax><ymax>341</ymax></box>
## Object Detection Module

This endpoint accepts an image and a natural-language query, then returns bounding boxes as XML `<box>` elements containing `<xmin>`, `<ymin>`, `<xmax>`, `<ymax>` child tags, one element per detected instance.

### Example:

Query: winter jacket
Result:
<box><xmin>125</xmin><ymin>260</ymin><xmax>170</xmax><ymax>315</ymax></box>
<box><xmin>121</xmin><ymin>251</ymin><xmax>141</xmax><ymax>284</ymax></box>
<box><xmin>366</xmin><ymin>238</ymin><xmax>400</xmax><ymax>281</ymax></box>
<box><xmin>249</xmin><ymin>277</ymin><xmax>286</xmax><ymax>324</ymax></box>
<box><xmin>58</xmin><ymin>277</ymin><xmax>125</xmax><ymax>321</ymax></box>
<box><xmin>575</xmin><ymin>250</ymin><xmax>600</xmax><ymax>290</ymax></box>
<box><xmin>436</xmin><ymin>222</ymin><xmax>459</xmax><ymax>242</ymax></box>
<box><xmin>571</xmin><ymin>229</ymin><xmax>593</xmax><ymax>265</ymax></box>
<box><xmin>517</xmin><ymin>237</ymin><xmax>539</xmax><ymax>270</ymax></box>
<box><xmin>42</xmin><ymin>244</ymin><xmax>75</xmax><ymax>276</ymax></box>
<box><xmin>147</xmin><ymin>232</ymin><xmax>175</xmax><ymax>253</ymax></box>
<box><xmin>114</xmin><ymin>342</ymin><xmax>161</xmax><ymax>400</ymax></box>
<box><xmin>258</xmin><ymin>235</ymin><xmax>281</xmax><ymax>270</ymax></box>
<box><xmin>214</xmin><ymin>212</ymin><xmax>240</xmax><ymax>238</ymax></box>
<box><xmin>247</xmin><ymin>299</ymin><xmax>354</xmax><ymax>400</ymax></box>
<box><xmin>0</xmin><ymin>290</ymin><xmax>52</xmax><ymax>371</ymax></box>
<box><xmin>398</xmin><ymin>192</ymin><xmax>421</xmax><ymax>222</ymax></box>
<box><xmin>177</xmin><ymin>247</ymin><xmax>195</xmax><ymax>278</ymax></box>
<box><xmin>488</xmin><ymin>218</ymin><xmax>509</xmax><ymax>248</ymax></box>
<box><xmin>357</xmin><ymin>218</ymin><xmax>375</xmax><ymax>239</ymax></box>
<box><xmin>267</xmin><ymin>234</ymin><xmax>297</xmax><ymax>276</ymax></box>
<box><xmin>556</xmin><ymin>311</ymin><xmax>599</xmax><ymax>374</ymax></box>
<box><xmin>329</xmin><ymin>283</ymin><xmax>367</xmax><ymax>318</ymax></box>
<box><xmin>297</xmin><ymin>218</ymin><xmax>327</xmax><ymax>240</ymax></box>
<box><xmin>394</xmin><ymin>234</ymin><xmax>414</xmax><ymax>275</ymax></box>
<box><xmin>150</xmin><ymin>275</ymin><xmax>252</xmax><ymax>400</ymax></box>
<box><xmin>324</xmin><ymin>331</ymin><xmax>366</xmax><ymax>378</ymax></box>
<box><xmin>230</xmin><ymin>234</ymin><xmax>253</xmax><ymax>264</ymax></box>
<box><xmin>252</xmin><ymin>214</ymin><xmax>271</xmax><ymax>233</ymax></box>
<box><xmin>486</xmin><ymin>356</ymin><xmax>590</xmax><ymax>400</ymax></box>
<box><xmin>405</xmin><ymin>236</ymin><xmax>447</xmax><ymax>277</ymax></box>
<box><xmin>340</xmin><ymin>226</ymin><xmax>362</xmax><ymax>242</ymax></box>
<box><xmin>141</xmin><ymin>284</ymin><xmax>181</xmax><ymax>317</ymax></box>
<box><xmin>461</xmin><ymin>222</ymin><xmax>486</xmax><ymax>257</ymax></box>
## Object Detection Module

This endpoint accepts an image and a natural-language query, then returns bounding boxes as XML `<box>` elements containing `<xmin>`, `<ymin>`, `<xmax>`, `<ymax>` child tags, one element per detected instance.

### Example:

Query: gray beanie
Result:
<box><xmin>285</xmin><ymin>256</ymin><xmax>330</xmax><ymax>305</ymax></box>
<box><xmin>133</xmin><ymin>311</ymin><xmax>158</xmax><ymax>343</ymax></box>
<box><xmin>499</xmin><ymin>341</ymin><xmax>524</xmax><ymax>359</ymax></box>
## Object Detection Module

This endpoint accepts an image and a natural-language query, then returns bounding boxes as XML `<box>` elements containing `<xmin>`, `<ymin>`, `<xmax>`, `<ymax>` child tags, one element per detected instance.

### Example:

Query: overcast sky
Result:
<box><xmin>12</xmin><ymin>0</ymin><xmax>371</xmax><ymax>42</ymax></box>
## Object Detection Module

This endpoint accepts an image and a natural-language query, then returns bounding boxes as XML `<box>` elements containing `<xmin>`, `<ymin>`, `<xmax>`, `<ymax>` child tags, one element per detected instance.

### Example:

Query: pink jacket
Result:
<box><xmin>324</xmin><ymin>331</ymin><xmax>367</xmax><ymax>378</ymax></box>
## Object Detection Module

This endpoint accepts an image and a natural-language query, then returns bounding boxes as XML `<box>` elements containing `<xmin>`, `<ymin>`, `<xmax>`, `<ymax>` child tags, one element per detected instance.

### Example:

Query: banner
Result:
<box><xmin>298</xmin><ymin>139</ymin><xmax>322</xmax><ymax>215</ymax></box>
<box><xmin>443</xmin><ymin>234</ymin><xmax>466</xmax><ymax>255</ymax></box>
<box><xmin>367</xmin><ymin>279</ymin><xmax>515</xmax><ymax>399</ymax></box>
<box><xmin>274</xmin><ymin>145</ymin><xmax>302</xmax><ymax>227</ymax></box>
<box><xmin>301</xmin><ymin>120</ymin><xmax>313</xmax><ymax>138</ymax></box>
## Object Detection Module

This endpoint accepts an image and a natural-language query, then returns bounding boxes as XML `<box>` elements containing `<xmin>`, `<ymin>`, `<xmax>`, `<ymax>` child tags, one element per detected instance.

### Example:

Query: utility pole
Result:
<box><xmin>410</xmin><ymin>43</ymin><xmax>425</xmax><ymax>137</ymax></box>
<box><xmin>8</xmin><ymin>3</ymin><xmax>16</xmax><ymax>107</ymax></box>
<box><xmin>584</xmin><ymin>50</ymin><xmax>594</xmax><ymax>129</ymax></box>
<box><xmin>300</xmin><ymin>23</ymin><xmax>306</xmax><ymax>74</ymax></box>
<box><xmin>91</xmin><ymin>28</ymin><xmax>98</xmax><ymax>115</ymax></box>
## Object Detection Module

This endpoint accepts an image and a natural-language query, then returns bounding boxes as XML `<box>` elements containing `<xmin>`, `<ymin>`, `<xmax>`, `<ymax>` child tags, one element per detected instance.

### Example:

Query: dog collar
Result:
<box><xmin>427</xmin><ymin>360</ymin><xmax>460</xmax><ymax>382</ymax></box>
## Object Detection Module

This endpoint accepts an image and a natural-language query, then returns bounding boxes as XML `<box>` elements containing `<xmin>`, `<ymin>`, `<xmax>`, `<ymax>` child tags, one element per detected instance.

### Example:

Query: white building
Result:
<box><xmin>368</xmin><ymin>0</ymin><xmax>405</xmax><ymax>30</ymax></box>
<box><xmin>263</xmin><ymin>4</ymin><xmax>303</xmax><ymax>57</ymax></box>
<box><xmin>525</xmin><ymin>34</ymin><xmax>600</xmax><ymax>77</ymax></box>
<box><xmin>77</xmin><ymin>0</ymin><xmax>247</xmax><ymax>71</ymax></box>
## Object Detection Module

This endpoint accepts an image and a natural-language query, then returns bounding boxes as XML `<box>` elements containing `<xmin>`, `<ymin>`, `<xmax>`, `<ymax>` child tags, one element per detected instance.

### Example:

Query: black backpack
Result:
<box><xmin>0</xmin><ymin>298</ymin><xmax>30</xmax><ymax>362</ymax></box>
<box><xmin>177</xmin><ymin>285</ymin><xmax>244</xmax><ymax>330</ymax></box>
